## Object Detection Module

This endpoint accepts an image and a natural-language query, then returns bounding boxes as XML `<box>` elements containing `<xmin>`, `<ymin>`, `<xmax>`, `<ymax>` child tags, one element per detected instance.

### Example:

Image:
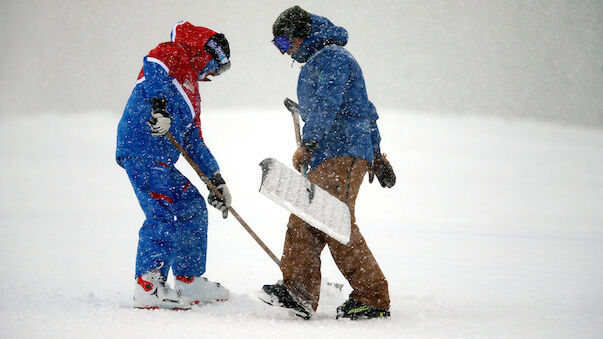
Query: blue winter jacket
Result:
<box><xmin>293</xmin><ymin>14</ymin><xmax>381</xmax><ymax>168</ymax></box>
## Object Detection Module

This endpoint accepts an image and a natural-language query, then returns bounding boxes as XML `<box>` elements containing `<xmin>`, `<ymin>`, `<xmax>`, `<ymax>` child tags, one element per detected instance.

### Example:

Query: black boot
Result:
<box><xmin>336</xmin><ymin>299</ymin><xmax>390</xmax><ymax>320</ymax></box>
<box><xmin>257</xmin><ymin>283</ymin><xmax>312</xmax><ymax>320</ymax></box>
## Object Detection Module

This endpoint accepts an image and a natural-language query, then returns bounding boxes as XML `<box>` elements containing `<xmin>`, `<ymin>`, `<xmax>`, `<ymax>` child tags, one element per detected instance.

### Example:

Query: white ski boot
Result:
<box><xmin>133</xmin><ymin>270</ymin><xmax>191</xmax><ymax>310</ymax></box>
<box><xmin>174</xmin><ymin>276</ymin><xmax>230</xmax><ymax>304</ymax></box>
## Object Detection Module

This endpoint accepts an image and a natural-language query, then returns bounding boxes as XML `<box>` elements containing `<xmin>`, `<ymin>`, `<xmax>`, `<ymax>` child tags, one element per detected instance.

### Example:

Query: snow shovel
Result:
<box><xmin>259</xmin><ymin>158</ymin><xmax>352</xmax><ymax>245</ymax></box>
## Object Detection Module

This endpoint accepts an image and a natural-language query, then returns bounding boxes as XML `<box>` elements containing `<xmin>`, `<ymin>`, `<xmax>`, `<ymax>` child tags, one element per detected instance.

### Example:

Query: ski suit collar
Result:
<box><xmin>292</xmin><ymin>14</ymin><xmax>348</xmax><ymax>63</ymax></box>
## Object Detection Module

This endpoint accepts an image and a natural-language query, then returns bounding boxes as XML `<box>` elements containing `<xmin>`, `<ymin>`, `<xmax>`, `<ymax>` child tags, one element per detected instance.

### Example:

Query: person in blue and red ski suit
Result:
<box><xmin>116</xmin><ymin>21</ymin><xmax>232</xmax><ymax>310</ymax></box>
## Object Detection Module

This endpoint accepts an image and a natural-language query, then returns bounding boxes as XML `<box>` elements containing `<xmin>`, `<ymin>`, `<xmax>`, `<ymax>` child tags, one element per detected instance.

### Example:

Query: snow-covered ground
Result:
<box><xmin>0</xmin><ymin>110</ymin><xmax>601</xmax><ymax>338</ymax></box>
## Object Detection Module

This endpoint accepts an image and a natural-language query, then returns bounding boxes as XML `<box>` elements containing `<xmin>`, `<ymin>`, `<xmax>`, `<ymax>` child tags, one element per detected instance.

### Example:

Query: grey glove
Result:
<box><xmin>207</xmin><ymin>172</ymin><xmax>232</xmax><ymax>218</ymax></box>
<box><xmin>146</xmin><ymin>98</ymin><xmax>171</xmax><ymax>137</ymax></box>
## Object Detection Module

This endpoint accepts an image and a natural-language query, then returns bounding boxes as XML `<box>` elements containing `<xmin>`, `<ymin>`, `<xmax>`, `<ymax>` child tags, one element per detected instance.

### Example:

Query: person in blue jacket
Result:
<box><xmin>116</xmin><ymin>21</ymin><xmax>231</xmax><ymax>310</ymax></box>
<box><xmin>259</xmin><ymin>6</ymin><xmax>396</xmax><ymax>320</ymax></box>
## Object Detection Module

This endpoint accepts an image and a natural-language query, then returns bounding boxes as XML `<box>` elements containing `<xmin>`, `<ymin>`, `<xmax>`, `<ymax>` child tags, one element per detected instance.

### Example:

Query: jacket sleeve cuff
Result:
<box><xmin>373</xmin><ymin>151</ymin><xmax>383</xmax><ymax>162</ymax></box>
<box><xmin>301</xmin><ymin>140</ymin><xmax>319</xmax><ymax>152</ymax></box>
<box><xmin>209</xmin><ymin>171</ymin><xmax>226</xmax><ymax>187</ymax></box>
<box><xmin>150</xmin><ymin>97</ymin><xmax>169</xmax><ymax>117</ymax></box>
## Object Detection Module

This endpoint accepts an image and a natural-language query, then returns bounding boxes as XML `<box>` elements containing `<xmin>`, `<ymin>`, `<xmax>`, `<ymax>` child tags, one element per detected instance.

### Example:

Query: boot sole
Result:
<box><xmin>133</xmin><ymin>306</ymin><xmax>190</xmax><ymax>311</ymax></box>
<box><xmin>255</xmin><ymin>290</ymin><xmax>312</xmax><ymax>320</ymax></box>
<box><xmin>189</xmin><ymin>298</ymin><xmax>229</xmax><ymax>305</ymax></box>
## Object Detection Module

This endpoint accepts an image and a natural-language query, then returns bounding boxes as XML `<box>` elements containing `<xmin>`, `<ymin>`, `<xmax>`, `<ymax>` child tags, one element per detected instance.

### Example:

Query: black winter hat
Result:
<box><xmin>272</xmin><ymin>6</ymin><xmax>312</xmax><ymax>40</ymax></box>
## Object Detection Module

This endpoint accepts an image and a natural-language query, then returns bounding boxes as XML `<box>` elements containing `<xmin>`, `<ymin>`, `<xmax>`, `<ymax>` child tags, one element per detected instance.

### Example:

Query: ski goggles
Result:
<box><xmin>198</xmin><ymin>58</ymin><xmax>231</xmax><ymax>81</ymax></box>
<box><xmin>272</xmin><ymin>35</ymin><xmax>292</xmax><ymax>54</ymax></box>
<box><xmin>215</xmin><ymin>59</ymin><xmax>231</xmax><ymax>76</ymax></box>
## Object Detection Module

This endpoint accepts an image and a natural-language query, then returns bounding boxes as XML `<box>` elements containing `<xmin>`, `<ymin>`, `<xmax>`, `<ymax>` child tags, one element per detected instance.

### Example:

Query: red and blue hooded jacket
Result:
<box><xmin>116</xmin><ymin>21</ymin><xmax>226</xmax><ymax>176</ymax></box>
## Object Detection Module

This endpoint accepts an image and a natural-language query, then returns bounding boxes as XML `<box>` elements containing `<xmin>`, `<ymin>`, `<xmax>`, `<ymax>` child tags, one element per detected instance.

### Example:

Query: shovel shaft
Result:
<box><xmin>165</xmin><ymin>131</ymin><xmax>281</xmax><ymax>267</ymax></box>
<box><xmin>284</xmin><ymin>98</ymin><xmax>308</xmax><ymax>176</ymax></box>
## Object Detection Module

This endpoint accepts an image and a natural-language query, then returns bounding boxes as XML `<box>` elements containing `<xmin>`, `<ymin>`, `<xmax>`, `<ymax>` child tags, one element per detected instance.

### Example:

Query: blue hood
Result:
<box><xmin>292</xmin><ymin>14</ymin><xmax>348</xmax><ymax>63</ymax></box>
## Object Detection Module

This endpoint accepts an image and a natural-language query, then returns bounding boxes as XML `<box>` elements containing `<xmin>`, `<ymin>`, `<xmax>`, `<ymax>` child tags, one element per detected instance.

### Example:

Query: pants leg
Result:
<box><xmin>123</xmin><ymin>158</ymin><xmax>177</xmax><ymax>278</ymax></box>
<box><xmin>169</xmin><ymin>168</ymin><xmax>209</xmax><ymax>277</ymax></box>
<box><xmin>280</xmin><ymin>214</ymin><xmax>327</xmax><ymax>310</ymax></box>
<box><xmin>320</xmin><ymin>157</ymin><xmax>390</xmax><ymax>310</ymax></box>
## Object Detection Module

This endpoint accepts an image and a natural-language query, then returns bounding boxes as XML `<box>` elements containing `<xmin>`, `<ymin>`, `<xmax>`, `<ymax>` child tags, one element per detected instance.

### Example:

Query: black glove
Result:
<box><xmin>146</xmin><ymin>98</ymin><xmax>171</xmax><ymax>136</ymax></box>
<box><xmin>368</xmin><ymin>152</ymin><xmax>396</xmax><ymax>188</ymax></box>
<box><xmin>207</xmin><ymin>172</ymin><xmax>232</xmax><ymax>218</ymax></box>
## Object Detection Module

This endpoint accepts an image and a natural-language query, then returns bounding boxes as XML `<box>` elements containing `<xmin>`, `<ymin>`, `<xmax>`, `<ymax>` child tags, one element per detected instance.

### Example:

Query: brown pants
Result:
<box><xmin>280</xmin><ymin>156</ymin><xmax>390</xmax><ymax>311</ymax></box>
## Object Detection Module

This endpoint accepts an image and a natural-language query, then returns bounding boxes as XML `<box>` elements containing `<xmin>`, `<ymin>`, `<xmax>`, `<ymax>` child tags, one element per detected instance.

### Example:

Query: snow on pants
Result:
<box><xmin>121</xmin><ymin>157</ymin><xmax>208</xmax><ymax>279</ymax></box>
<box><xmin>280</xmin><ymin>156</ymin><xmax>390</xmax><ymax>311</ymax></box>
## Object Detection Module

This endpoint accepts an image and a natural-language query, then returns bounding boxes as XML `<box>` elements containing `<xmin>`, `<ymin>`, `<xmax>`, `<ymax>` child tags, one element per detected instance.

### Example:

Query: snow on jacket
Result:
<box><xmin>293</xmin><ymin>14</ymin><xmax>382</xmax><ymax>168</ymax></box>
<box><xmin>116</xmin><ymin>22</ymin><xmax>220</xmax><ymax>176</ymax></box>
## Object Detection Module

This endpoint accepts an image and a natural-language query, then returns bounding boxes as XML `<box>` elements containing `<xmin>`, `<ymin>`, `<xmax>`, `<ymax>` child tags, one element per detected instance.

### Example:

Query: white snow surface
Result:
<box><xmin>0</xmin><ymin>110</ymin><xmax>602</xmax><ymax>338</ymax></box>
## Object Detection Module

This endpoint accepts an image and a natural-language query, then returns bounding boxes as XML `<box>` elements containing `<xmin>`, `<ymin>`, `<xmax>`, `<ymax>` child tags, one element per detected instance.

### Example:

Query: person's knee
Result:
<box><xmin>139</xmin><ymin>220</ymin><xmax>176</xmax><ymax>240</ymax></box>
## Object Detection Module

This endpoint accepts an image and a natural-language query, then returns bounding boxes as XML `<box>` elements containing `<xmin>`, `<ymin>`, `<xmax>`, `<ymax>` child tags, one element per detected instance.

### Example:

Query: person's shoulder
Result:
<box><xmin>148</xmin><ymin>42</ymin><xmax>186</xmax><ymax>59</ymax></box>
<box><xmin>313</xmin><ymin>45</ymin><xmax>352</xmax><ymax>64</ymax></box>
<box><xmin>319</xmin><ymin>44</ymin><xmax>347</xmax><ymax>54</ymax></box>
<box><xmin>146</xmin><ymin>42</ymin><xmax>189</xmax><ymax>74</ymax></box>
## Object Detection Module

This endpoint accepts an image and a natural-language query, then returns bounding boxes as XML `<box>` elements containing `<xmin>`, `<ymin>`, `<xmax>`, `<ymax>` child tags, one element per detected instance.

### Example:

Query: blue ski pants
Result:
<box><xmin>121</xmin><ymin>157</ymin><xmax>208</xmax><ymax>278</ymax></box>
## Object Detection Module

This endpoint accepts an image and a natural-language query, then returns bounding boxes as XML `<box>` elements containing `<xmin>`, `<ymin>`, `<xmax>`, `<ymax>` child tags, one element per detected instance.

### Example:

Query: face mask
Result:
<box><xmin>197</xmin><ymin>59</ymin><xmax>218</xmax><ymax>81</ymax></box>
<box><xmin>197</xmin><ymin>54</ymin><xmax>232</xmax><ymax>81</ymax></box>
